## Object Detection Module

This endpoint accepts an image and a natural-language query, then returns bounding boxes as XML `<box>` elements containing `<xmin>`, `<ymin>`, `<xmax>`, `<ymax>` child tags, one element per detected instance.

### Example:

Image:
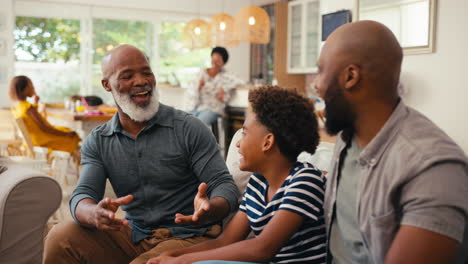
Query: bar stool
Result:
<box><xmin>211</xmin><ymin>117</ymin><xmax>226</xmax><ymax>159</ymax></box>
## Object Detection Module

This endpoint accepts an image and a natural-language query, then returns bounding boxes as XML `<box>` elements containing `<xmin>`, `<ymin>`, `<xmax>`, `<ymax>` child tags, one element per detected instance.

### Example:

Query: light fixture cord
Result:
<box><xmin>197</xmin><ymin>0</ymin><xmax>200</xmax><ymax>18</ymax></box>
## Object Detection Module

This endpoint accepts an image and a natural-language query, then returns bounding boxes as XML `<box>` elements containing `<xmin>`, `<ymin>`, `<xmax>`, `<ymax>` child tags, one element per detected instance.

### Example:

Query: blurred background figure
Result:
<box><xmin>187</xmin><ymin>46</ymin><xmax>243</xmax><ymax>126</ymax></box>
<box><xmin>9</xmin><ymin>75</ymin><xmax>80</xmax><ymax>153</ymax></box>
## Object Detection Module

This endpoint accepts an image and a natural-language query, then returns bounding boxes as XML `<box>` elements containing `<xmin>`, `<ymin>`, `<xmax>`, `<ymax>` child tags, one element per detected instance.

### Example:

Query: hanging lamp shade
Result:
<box><xmin>183</xmin><ymin>19</ymin><xmax>212</xmax><ymax>49</ymax></box>
<box><xmin>211</xmin><ymin>13</ymin><xmax>239</xmax><ymax>47</ymax></box>
<box><xmin>235</xmin><ymin>6</ymin><xmax>270</xmax><ymax>44</ymax></box>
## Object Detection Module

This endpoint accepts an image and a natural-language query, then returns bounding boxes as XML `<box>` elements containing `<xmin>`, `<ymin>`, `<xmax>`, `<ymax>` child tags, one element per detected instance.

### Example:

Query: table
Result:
<box><xmin>46</xmin><ymin>109</ymin><xmax>114</xmax><ymax>139</ymax></box>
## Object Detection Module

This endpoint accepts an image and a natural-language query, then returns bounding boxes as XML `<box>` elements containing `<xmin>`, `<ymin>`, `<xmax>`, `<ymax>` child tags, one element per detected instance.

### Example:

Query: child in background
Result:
<box><xmin>9</xmin><ymin>75</ymin><xmax>81</xmax><ymax>153</ymax></box>
<box><xmin>147</xmin><ymin>86</ymin><xmax>327</xmax><ymax>264</ymax></box>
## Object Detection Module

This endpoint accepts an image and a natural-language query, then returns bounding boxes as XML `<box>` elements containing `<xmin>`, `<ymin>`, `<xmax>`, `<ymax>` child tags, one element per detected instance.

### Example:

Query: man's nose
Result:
<box><xmin>134</xmin><ymin>73</ymin><xmax>149</xmax><ymax>86</ymax></box>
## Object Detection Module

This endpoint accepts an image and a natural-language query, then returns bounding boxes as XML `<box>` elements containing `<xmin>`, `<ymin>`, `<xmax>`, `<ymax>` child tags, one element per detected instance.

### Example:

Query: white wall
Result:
<box><xmin>401</xmin><ymin>0</ymin><xmax>468</xmax><ymax>153</ymax></box>
<box><xmin>0</xmin><ymin>0</ymin><xmax>14</xmax><ymax>108</ymax></box>
<box><xmin>0</xmin><ymin>0</ymin><xmax>252</xmax><ymax>107</ymax></box>
<box><xmin>321</xmin><ymin>0</ymin><xmax>468</xmax><ymax>152</ymax></box>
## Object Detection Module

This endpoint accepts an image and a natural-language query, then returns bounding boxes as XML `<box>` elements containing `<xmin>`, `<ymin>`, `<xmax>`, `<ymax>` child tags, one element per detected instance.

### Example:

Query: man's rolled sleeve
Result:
<box><xmin>400</xmin><ymin>162</ymin><xmax>468</xmax><ymax>242</ymax></box>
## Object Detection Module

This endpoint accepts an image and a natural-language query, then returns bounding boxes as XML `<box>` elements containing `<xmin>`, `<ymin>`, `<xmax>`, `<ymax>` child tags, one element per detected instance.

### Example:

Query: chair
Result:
<box><xmin>297</xmin><ymin>141</ymin><xmax>335</xmax><ymax>173</ymax></box>
<box><xmin>0</xmin><ymin>110</ymin><xmax>23</xmax><ymax>156</ymax></box>
<box><xmin>225</xmin><ymin>129</ymin><xmax>251</xmax><ymax>198</ymax></box>
<box><xmin>13</xmin><ymin>117</ymin><xmax>35</xmax><ymax>158</ymax></box>
<box><xmin>0</xmin><ymin>110</ymin><xmax>19</xmax><ymax>141</ymax></box>
<box><xmin>33</xmin><ymin>146</ymin><xmax>49</xmax><ymax>162</ymax></box>
<box><xmin>0</xmin><ymin>165</ymin><xmax>61</xmax><ymax>263</ymax></box>
<box><xmin>0</xmin><ymin>143</ymin><xmax>9</xmax><ymax>157</ymax></box>
<box><xmin>211</xmin><ymin>116</ymin><xmax>227</xmax><ymax>158</ymax></box>
<box><xmin>14</xmin><ymin>117</ymin><xmax>78</xmax><ymax>176</ymax></box>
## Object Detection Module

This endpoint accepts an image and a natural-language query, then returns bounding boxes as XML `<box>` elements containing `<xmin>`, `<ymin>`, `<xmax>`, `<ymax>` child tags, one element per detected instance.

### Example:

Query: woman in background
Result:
<box><xmin>9</xmin><ymin>75</ymin><xmax>80</xmax><ymax>153</ymax></box>
<box><xmin>188</xmin><ymin>46</ymin><xmax>243</xmax><ymax>126</ymax></box>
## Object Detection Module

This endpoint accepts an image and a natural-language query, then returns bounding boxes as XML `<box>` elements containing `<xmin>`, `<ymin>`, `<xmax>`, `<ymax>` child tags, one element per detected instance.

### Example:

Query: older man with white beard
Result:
<box><xmin>43</xmin><ymin>45</ymin><xmax>239</xmax><ymax>264</ymax></box>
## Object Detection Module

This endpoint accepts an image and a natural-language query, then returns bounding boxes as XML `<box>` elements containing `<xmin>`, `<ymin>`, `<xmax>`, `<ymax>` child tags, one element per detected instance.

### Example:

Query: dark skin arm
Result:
<box><xmin>174</xmin><ymin>183</ymin><xmax>231</xmax><ymax>225</ymax></box>
<box><xmin>148</xmin><ymin>209</ymin><xmax>305</xmax><ymax>264</ymax></box>
<box><xmin>26</xmin><ymin>106</ymin><xmax>76</xmax><ymax>137</ymax></box>
<box><xmin>75</xmin><ymin>195</ymin><xmax>133</xmax><ymax>230</ymax></box>
<box><xmin>216</xmin><ymin>88</ymin><xmax>224</xmax><ymax>102</ymax></box>
<box><xmin>385</xmin><ymin>225</ymin><xmax>460</xmax><ymax>264</ymax></box>
<box><xmin>156</xmin><ymin>210</ymin><xmax>251</xmax><ymax>261</ymax></box>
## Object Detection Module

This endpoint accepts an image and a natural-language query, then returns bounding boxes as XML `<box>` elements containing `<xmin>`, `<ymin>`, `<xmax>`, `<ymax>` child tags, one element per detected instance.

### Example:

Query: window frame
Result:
<box><xmin>14</xmin><ymin>0</ymin><xmax>207</xmax><ymax>98</ymax></box>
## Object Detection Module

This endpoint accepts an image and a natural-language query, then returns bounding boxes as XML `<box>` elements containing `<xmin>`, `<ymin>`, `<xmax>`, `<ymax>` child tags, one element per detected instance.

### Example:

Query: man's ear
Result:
<box><xmin>262</xmin><ymin>133</ymin><xmax>275</xmax><ymax>152</ymax></box>
<box><xmin>102</xmin><ymin>79</ymin><xmax>111</xmax><ymax>92</ymax></box>
<box><xmin>342</xmin><ymin>64</ymin><xmax>360</xmax><ymax>90</ymax></box>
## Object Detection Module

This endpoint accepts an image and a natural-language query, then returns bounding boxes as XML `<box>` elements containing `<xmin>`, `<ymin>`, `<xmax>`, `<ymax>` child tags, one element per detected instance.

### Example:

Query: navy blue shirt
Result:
<box><xmin>70</xmin><ymin>104</ymin><xmax>239</xmax><ymax>242</ymax></box>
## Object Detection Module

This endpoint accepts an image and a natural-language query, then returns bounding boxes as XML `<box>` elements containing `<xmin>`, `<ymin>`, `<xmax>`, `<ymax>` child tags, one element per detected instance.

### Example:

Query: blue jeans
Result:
<box><xmin>194</xmin><ymin>261</ymin><xmax>260</xmax><ymax>264</ymax></box>
<box><xmin>191</xmin><ymin>110</ymin><xmax>220</xmax><ymax>127</ymax></box>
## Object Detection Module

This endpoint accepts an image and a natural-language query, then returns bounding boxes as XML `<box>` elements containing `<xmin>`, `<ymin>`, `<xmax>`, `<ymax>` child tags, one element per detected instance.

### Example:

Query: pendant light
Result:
<box><xmin>183</xmin><ymin>0</ymin><xmax>212</xmax><ymax>49</ymax></box>
<box><xmin>211</xmin><ymin>13</ymin><xmax>239</xmax><ymax>47</ymax></box>
<box><xmin>183</xmin><ymin>19</ymin><xmax>212</xmax><ymax>49</ymax></box>
<box><xmin>235</xmin><ymin>5</ymin><xmax>270</xmax><ymax>44</ymax></box>
<box><xmin>210</xmin><ymin>1</ymin><xmax>239</xmax><ymax>47</ymax></box>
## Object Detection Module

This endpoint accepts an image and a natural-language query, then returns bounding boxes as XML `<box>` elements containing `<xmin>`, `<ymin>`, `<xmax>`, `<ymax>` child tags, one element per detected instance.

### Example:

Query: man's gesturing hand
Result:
<box><xmin>92</xmin><ymin>194</ymin><xmax>133</xmax><ymax>231</ymax></box>
<box><xmin>175</xmin><ymin>183</ymin><xmax>210</xmax><ymax>225</ymax></box>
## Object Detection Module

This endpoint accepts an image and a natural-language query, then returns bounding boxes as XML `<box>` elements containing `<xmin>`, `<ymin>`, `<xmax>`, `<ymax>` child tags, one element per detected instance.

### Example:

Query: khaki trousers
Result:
<box><xmin>43</xmin><ymin>221</ymin><xmax>220</xmax><ymax>264</ymax></box>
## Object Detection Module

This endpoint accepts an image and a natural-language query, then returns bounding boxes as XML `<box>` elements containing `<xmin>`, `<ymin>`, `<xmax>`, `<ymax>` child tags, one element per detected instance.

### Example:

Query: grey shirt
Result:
<box><xmin>324</xmin><ymin>100</ymin><xmax>468</xmax><ymax>263</ymax></box>
<box><xmin>330</xmin><ymin>139</ymin><xmax>370</xmax><ymax>264</ymax></box>
<box><xmin>69</xmin><ymin>103</ymin><xmax>239</xmax><ymax>243</ymax></box>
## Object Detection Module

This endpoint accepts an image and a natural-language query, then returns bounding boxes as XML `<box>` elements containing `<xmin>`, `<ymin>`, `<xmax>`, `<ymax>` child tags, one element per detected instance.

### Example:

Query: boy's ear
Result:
<box><xmin>262</xmin><ymin>133</ymin><xmax>274</xmax><ymax>152</ymax></box>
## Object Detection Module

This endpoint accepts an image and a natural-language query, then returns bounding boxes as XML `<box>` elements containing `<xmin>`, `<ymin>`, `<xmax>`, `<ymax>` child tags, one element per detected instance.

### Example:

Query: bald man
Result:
<box><xmin>44</xmin><ymin>45</ymin><xmax>239</xmax><ymax>264</ymax></box>
<box><xmin>315</xmin><ymin>21</ymin><xmax>468</xmax><ymax>263</ymax></box>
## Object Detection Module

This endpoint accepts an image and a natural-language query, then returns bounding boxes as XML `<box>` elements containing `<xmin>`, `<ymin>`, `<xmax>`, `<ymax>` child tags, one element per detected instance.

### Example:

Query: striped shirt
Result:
<box><xmin>239</xmin><ymin>162</ymin><xmax>327</xmax><ymax>264</ymax></box>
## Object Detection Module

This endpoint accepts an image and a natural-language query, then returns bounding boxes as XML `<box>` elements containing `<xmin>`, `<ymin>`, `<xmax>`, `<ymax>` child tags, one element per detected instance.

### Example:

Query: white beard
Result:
<box><xmin>112</xmin><ymin>85</ymin><xmax>160</xmax><ymax>122</ymax></box>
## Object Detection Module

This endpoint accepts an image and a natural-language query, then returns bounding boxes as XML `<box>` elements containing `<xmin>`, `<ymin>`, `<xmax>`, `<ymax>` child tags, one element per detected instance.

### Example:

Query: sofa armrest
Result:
<box><xmin>0</xmin><ymin>165</ymin><xmax>62</xmax><ymax>264</ymax></box>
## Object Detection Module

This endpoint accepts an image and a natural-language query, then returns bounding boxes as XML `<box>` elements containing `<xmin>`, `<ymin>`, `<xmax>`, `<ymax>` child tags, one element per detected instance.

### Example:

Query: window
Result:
<box><xmin>158</xmin><ymin>22</ymin><xmax>210</xmax><ymax>88</ymax></box>
<box><xmin>14</xmin><ymin>10</ymin><xmax>212</xmax><ymax>104</ymax></box>
<box><xmin>14</xmin><ymin>16</ymin><xmax>81</xmax><ymax>102</ymax></box>
<box><xmin>359</xmin><ymin>0</ymin><xmax>430</xmax><ymax>47</ymax></box>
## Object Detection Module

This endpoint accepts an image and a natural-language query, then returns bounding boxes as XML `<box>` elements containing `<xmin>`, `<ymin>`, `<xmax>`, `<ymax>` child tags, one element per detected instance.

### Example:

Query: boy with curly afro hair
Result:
<box><xmin>248</xmin><ymin>85</ymin><xmax>320</xmax><ymax>161</ymax></box>
<box><xmin>148</xmin><ymin>86</ymin><xmax>326</xmax><ymax>264</ymax></box>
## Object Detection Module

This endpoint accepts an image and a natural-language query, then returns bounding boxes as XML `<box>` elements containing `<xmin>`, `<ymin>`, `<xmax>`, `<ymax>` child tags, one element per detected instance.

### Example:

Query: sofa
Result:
<box><xmin>0</xmin><ymin>164</ymin><xmax>61</xmax><ymax>263</ymax></box>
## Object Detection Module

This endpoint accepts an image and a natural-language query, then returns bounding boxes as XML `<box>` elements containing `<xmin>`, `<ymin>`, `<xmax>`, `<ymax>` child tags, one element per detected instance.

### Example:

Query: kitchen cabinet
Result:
<box><xmin>287</xmin><ymin>0</ymin><xmax>320</xmax><ymax>74</ymax></box>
